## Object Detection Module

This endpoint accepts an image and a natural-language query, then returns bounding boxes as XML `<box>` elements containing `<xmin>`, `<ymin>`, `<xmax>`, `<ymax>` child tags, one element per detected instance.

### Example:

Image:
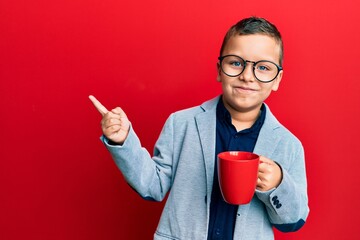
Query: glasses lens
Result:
<box><xmin>221</xmin><ymin>56</ymin><xmax>245</xmax><ymax>77</ymax></box>
<box><xmin>254</xmin><ymin>61</ymin><xmax>279</xmax><ymax>82</ymax></box>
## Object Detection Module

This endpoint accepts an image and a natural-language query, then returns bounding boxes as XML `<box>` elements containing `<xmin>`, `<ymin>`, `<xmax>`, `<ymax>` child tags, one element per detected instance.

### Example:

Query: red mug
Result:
<box><xmin>217</xmin><ymin>151</ymin><xmax>260</xmax><ymax>205</ymax></box>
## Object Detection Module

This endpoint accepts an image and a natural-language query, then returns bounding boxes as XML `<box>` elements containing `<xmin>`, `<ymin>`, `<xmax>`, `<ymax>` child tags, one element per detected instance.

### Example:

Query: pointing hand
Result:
<box><xmin>89</xmin><ymin>95</ymin><xmax>130</xmax><ymax>144</ymax></box>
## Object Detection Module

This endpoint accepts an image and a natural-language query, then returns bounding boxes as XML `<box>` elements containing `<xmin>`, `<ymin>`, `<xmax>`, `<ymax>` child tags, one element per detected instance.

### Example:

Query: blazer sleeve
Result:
<box><xmin>255</xmin><ymin>139</ymin><xmax>309</xmax><ymax>232</ymax></box>
<box><xmin>101</xmin><ymin>114</ymin><xmax>175</xmax><ymax>202</ymax></box>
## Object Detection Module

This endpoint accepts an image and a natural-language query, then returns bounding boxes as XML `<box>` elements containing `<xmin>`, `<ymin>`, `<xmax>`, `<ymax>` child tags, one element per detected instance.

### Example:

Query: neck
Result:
<box><xmin>223</xmin><ymin>101</ymin><xmax>262</xmax><ymax>132</ymax></box>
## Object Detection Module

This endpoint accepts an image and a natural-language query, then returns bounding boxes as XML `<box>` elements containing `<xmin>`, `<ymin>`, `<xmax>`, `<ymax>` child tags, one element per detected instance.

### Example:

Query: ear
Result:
<box><xmin>271</xmin><ymin>70</ymin><xmax>283</xmax><ymax>91</ymax></box>
<box><xmin>216</xmin><ymin>62</ymin><xmax>222</xmax><ymax>82</ymax></box>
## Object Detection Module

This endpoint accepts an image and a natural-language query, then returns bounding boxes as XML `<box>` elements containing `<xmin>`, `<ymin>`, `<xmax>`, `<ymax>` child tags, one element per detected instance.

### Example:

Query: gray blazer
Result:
<box><xmin>103</xmin><ymin>96</ymin><xmax>309</xmax><ymax>240</ymax></box>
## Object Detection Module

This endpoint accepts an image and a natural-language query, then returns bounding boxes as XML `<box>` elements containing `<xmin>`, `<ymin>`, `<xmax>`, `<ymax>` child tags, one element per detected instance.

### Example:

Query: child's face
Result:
<box><xmin>217</xmin><ymin>34</ymin><xmax>283</xmax><ymax>114</ymax></box>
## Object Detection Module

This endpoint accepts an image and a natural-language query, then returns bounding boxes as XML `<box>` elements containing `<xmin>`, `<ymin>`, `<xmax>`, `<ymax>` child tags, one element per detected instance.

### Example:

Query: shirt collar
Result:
<box><xmin>216</xmin><ymin>95</ymin><xmax>266</xmax><ymax>133</ymax></box>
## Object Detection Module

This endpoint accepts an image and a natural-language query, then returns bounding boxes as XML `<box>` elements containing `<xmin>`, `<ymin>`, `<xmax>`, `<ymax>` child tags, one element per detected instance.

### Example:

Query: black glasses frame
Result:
<box><xmin>218</xmin><ymin>55</ymin><xmax>283</xmax><ymax>83</ymax></box>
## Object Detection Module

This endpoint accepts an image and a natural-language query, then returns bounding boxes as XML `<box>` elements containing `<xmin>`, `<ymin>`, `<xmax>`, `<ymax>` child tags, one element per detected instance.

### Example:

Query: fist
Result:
<box><xmin>256</xmin><ymin>156</ymin><xmax>283</xmax><ymax>192</ymax></box>
<box><xmin>89</xmin><ymin>95</ymin><xmax>130</xmax><ymax>144</ymax></box>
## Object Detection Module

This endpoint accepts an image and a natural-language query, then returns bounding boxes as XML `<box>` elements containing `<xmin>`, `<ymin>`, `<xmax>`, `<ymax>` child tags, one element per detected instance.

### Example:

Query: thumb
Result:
<box><xmin>89</xmin><ymin>95</ymin><xmax>109</xmax><ymax>116</ymax></box>
<box><xmin>259</xmin><ymin>156</ymin><xmax>273</xmax><ymax>164</ymax></box>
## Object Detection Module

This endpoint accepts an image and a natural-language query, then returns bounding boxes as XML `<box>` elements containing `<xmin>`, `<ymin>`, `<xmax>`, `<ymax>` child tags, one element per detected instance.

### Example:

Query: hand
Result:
<box><xmin>256</xmin><ymin>156</ymin><xmax>283</xmax><ymax>192</ymax></box>
<box><xmin>89</xmin><ymin>95</ymin><xmax>130</xmax><ymax>144</ymax></box>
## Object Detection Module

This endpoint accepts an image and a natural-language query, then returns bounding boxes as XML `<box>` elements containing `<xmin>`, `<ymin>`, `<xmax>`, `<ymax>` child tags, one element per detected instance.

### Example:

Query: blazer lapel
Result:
<box><xmin>195</xmin><ymin>97</ymin><xmax>219</xmax><ymax>200</ymax></box>
<box><xmin>253</xmin><ymin>104</ymin><xmax>281</xmax><ymax>158</ymax></box>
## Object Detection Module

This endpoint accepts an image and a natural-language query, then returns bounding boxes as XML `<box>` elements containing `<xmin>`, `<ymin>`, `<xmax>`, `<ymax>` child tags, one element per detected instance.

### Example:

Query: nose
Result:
<box><xmin>239</xmin><ymin>61</ymin><xmax>255</xmax><ymax>82</ymax></box>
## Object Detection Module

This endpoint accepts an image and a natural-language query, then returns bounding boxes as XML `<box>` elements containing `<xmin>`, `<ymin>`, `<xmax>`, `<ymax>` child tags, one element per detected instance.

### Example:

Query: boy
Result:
<box><xmin>89</xmin><ymin>16</ymin><xmax>309</xmax><ymax>240</ymax></box>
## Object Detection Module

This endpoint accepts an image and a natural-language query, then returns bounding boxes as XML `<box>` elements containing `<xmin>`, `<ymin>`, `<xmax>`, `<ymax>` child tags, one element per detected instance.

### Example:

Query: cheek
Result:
<box><xmin>258</xmin><ymin>85</ymin><xmax>275</xmax><ymax>99</ymax></box>
<box><xmin>271</xmin><ymin>73</ymin><xmax>282</xmax><ymax>91</ymax></box>
<box><xmin>221</xmin><ymin>79</ymin><xmax>234</xmax><ymax>92</ymax></box>
<box><xmin>218</xmin><ymin>74</ymin><xmax>232</xmax><ymax>86</ymax></box>
<box><xmin>271</xmin><ymin>81</ymin><xmax>280</xmax><ymax>91</ymax></box>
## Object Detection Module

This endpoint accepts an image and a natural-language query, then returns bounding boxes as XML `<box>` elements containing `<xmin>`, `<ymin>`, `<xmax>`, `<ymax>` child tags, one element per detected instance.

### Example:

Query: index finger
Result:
<box><xmin>89</xmin><ymin>95</ymin><xmax>109</xmax><ymax>116</ymax></box>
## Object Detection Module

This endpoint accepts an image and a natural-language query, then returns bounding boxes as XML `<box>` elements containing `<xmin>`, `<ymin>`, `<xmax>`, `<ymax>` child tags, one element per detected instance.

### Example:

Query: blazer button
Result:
<box><xmin>276</xmin><ymin>203</ymin><xmax>282</xmax><ymax>209</ymax></box>
<box><xmin>272</xmin><ymin>196</ymin><xmax>278</xmax><ymax>201</ymax></box>
<box><xmin>273</xmin><ymin>199</ymin><xmax>279</xmax><ymax>206</ymax></box>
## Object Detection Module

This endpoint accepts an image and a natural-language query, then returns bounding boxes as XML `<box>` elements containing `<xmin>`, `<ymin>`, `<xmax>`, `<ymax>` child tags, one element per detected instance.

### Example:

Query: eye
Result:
<box><xmin>255</xmin><ymin>61</ymin><xmax>278</xmax><ymax>73</ymax></box>
<box><xmin>256</xmin><ymin>64</ymin><xmax>270</xmax><ymax>71</ymax></box>
<box><xmin>231</xmin><ymin>61</ymin><xmax>242</xmax><ymax>67</ymax></box>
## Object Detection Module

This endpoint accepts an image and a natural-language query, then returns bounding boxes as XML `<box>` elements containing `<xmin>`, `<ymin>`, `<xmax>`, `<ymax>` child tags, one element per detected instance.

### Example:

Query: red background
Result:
<box><xmin>1</xmin><ymin>0</ymin><xmax>360</xmax><ymax>239</ymax></box>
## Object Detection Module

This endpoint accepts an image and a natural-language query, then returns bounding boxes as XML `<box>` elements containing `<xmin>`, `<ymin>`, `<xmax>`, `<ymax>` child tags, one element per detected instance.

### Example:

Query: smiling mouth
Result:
<box><xmin>234</xmin><ymin>86</ymin><xmax>257</xmax><ymax>93</ymax></box>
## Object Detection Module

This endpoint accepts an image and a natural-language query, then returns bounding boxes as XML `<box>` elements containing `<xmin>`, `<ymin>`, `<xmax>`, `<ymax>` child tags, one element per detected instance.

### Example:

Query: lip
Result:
<box><xmin>233</xmin><ymin>86</ymin><xmax>258</xmax><ymax>93</ymax></box>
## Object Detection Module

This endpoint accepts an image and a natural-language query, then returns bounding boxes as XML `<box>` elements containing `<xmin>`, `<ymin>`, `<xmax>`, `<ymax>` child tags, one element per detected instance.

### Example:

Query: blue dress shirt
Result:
<box><xmin>207</xmin><ymin>96</ymin><xmax>266</xmax><ymax>240</ymax></box>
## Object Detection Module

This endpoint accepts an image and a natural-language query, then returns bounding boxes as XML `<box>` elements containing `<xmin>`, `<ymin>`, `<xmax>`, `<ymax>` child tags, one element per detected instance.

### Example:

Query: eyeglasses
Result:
<box><xmin>218</xmin><ymin>55</ymin><xmax>283</xmax><ymax>83</ymax></box>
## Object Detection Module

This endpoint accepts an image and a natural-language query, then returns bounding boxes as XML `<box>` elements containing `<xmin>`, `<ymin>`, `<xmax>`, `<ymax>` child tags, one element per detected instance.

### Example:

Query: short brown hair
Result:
<box><xmin>219</xmin><ymin>17</ymin><xmax>284</xmax><ymax>66</ymax></box>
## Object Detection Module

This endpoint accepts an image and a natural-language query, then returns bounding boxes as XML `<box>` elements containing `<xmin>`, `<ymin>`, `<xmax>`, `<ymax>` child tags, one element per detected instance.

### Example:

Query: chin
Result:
<box><xmin>228</xmin><ymin>101</ymin><xmax>261</xmax><ymax>113</ymax></box>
